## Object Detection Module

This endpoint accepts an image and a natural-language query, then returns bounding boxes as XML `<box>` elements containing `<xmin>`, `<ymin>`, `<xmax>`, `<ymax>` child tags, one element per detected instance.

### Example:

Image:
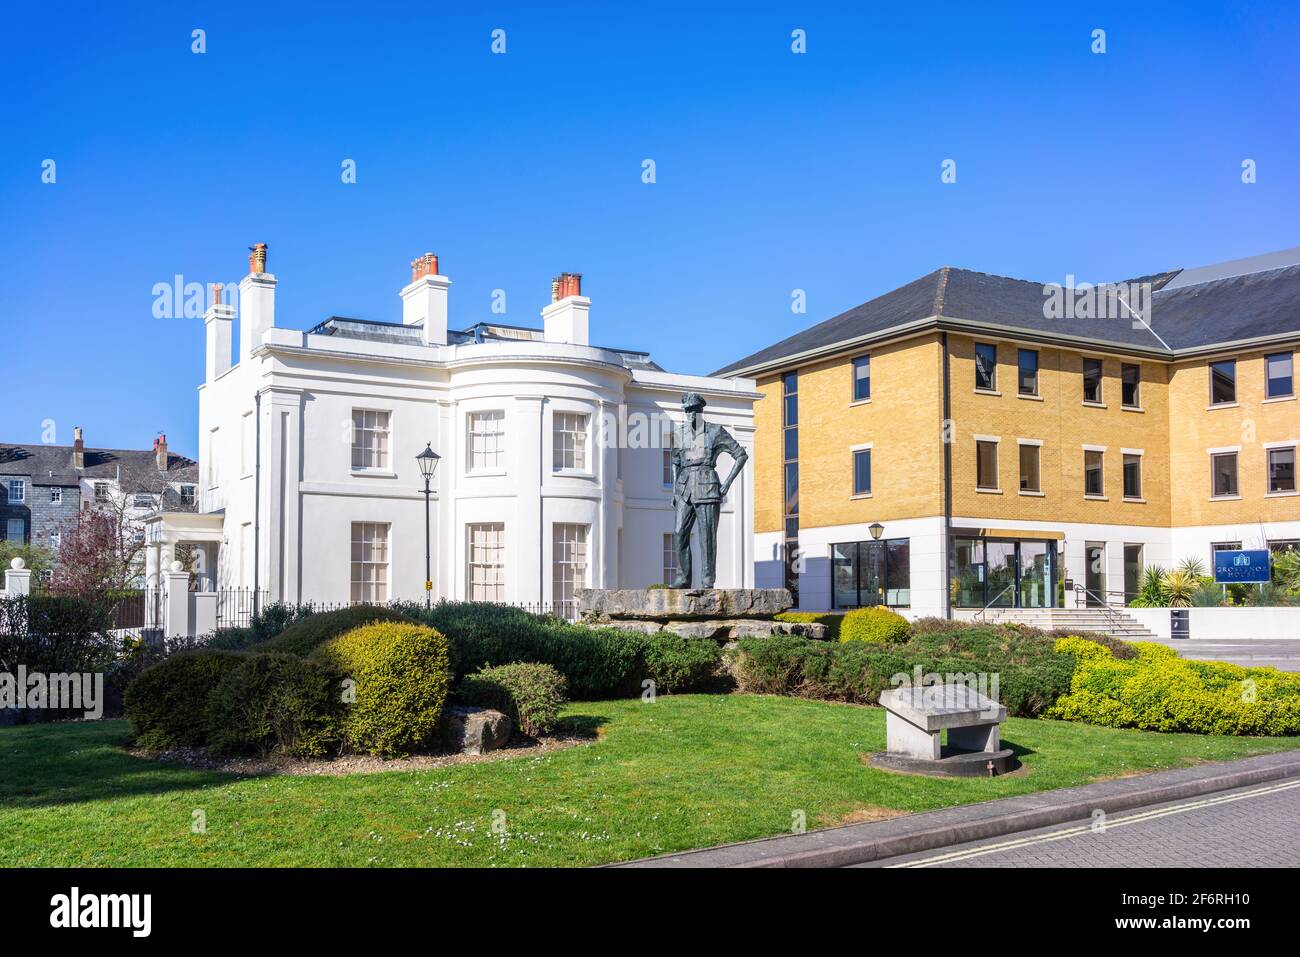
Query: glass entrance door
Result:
<box><xmin>1085</xmin><ymin>543</ymin><xmax>1105</xmax><ymax>607</ymax></box>
<box><xmin>951</xmin><ymin>537</ymin><xmax>1058</xmax><ymax>608</ymax></box>
<box><xmin>985</xmin><ymin>541</ymin><xmax>1017</xmax><ymax>607</ymax></box>
<box><xmin>1018</xmin><ymin>541</ymin><xmax>1050</xmax><ymax>608</ymax></box>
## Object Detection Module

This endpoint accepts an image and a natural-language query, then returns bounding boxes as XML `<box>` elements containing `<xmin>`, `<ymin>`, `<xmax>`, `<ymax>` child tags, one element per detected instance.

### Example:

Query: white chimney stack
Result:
<box><xmin>401</xmin><ymin>252</ymin><xmax>450</xmax><ymax>346</ymax></box>
<box><xmin>541</xmin><ymin>272</ymin><xmax>589</xmax><ymax>346</ymax></box>
<box><xmin>205</xmin><ymin>283</ymin><xmax>235</xmax><ymax>381</ymax></box>
<box><xmin>239</xmin><ymin>243</ymin><xmax>276</xmax><ymax>360</ymax></box>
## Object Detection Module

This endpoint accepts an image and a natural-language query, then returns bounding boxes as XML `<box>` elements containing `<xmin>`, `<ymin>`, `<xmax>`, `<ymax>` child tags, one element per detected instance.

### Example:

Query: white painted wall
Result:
<box><xmin>197</xmin><ymin>273</ymin><xmax>758</xmax><ymax>606</ymax></box>
<box><xmin>1126</xmin><ymin>606</ymin><xmax>1300</xmax><ymax>640</ymax></box>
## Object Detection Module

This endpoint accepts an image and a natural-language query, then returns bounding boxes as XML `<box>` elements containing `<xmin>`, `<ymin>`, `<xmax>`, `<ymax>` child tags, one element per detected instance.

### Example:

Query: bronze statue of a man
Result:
<box><xmin>670</xmin><ymin>392</ymin><xmax>748</xmax><ymax>588</ymax></box>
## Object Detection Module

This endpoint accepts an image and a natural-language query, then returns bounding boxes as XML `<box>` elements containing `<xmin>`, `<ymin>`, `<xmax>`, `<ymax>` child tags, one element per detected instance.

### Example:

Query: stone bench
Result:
<box><xmin>873</xmin><ymin>684</ymin><xmax>1015</xmax><ymax>777</ymax></box>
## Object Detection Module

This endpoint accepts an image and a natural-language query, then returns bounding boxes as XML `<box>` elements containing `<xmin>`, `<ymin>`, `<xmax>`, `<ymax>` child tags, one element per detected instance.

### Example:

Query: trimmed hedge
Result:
<box><xmin>257</xmin><ymin>605</ymin><xmax>414</xmax><ymax>657</ymax></box>
<box><xmin>643</xmin><ymin>632</ymin><xmax>723</xmax><ymax>693</ymax></box>
<box><xmin>124</xmin><ymin>650</ymin><xmax>250</xmax><ymax>750</ymax></box>
<box><xmin>774</xmin><ymin>611</ymin><xmax>843</xmax><ymax>641</ymax></box>
<box><xmin>206</xmin><ymin>652</ymin><xmax>344</xmax><ymax>757</ymax></box>
<box><xmin>1046</xmin><ymin>638</ymin><xmax>1300</xmax><ymax>735</ymax></box>
<box><xmin>205</xmin><ymin>626</ymin><xmax>259</xmax><ymax>651</ymax></box>
<box><xmin>729</xmin><ymin>626</ymin><xmax>1075</xmax><ymax>716</ymax></box>
<box><xmin>398</xmin><ymin>601</ymin><xmax>719</xmax><ymax>698</ymax></box>
<box><xmin>839</xmin><ymin>606</ymin><xmax>910</xmax><ymax>645</ymax></box>
<box><xmin>0</xmin><ymin>594</ymin><xmax>116</xmax><ymax>674</ymax></box>
<box><xmin>248</xmin><ymin>602</ymin><xmax>316</xmax><ymax>642</ymax></box>
<box><xmin>312</xmin><ymin>621</ymin><xmax>451</xmax><ymax>757</ymax></box>
<box><xmin>459</xmin><ymin>662</ymin><xmax>567</xmax><ymax>736</ymax></box>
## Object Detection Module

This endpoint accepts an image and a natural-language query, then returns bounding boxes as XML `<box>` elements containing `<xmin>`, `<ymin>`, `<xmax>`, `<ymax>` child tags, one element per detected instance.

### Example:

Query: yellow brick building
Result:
<box><xmin>719</xmin><ymin>252</ymin><xmax>1300</xmax><ymax>615</ymax></box>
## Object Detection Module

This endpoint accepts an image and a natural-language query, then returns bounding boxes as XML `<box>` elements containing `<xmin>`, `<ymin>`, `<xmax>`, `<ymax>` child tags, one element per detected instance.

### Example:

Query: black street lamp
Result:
<box><xmin>868</xmin><ymin>521</ymin><xmax>884</xmax><ymax>541</ymax></box>
<box><xmin>416</xmin><ymin>443</ymin><xmax>441</xmax><ymax>607</ymax></box>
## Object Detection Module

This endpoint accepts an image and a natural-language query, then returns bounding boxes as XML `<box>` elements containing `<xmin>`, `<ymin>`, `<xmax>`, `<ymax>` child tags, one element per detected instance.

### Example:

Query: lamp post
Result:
<box><xmin>868</xmin><ymin>522</ymin><xmax>885</xmax><ymax>604</ymax></box>
<box><xmin>416</xmin><ymin>443</ymin><xmax>441</xmax><ymax>607</ymax></box>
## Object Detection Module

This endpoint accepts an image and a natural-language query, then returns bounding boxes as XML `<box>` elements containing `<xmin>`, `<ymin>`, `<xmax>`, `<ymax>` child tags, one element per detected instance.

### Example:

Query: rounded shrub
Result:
<box><xmin>838</xmin><ymin>606</ymin><xmax>910</xmax><ymax>645</ymax></box>
<box><xmin>257</xmin><ymin>604</ymin><xmax>413</xmax><ymax>657</ymax></box>
<box><xmin>124</xmin><ymin>649</ymin><xmax>249</xmax><ymax>750</ymax></box>
<box><xmin>206</xmin><ymin>652</ymin><xmax>344</xmax><ymax>758</ymax></box>
<box><xmin>311</xmin><ymin>621</ymin><xmax>450</xmax><ymax>757</ymax></box>
<box><xmin>458</xmin><ymin>662</ymin><xmax>567</xmax><ymax>736</ymax></box>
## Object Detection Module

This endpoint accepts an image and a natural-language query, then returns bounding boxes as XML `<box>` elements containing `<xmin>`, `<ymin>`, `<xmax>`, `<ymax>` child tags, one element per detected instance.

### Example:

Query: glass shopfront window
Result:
<box><xmin>831</xmin><ymin>538</ymin><xmax>911</xmax><ymax>608</ymax></box>
<box><xmin>950</xmin><ymin>535</ymin><xmax>1057</xmax><ymax>608</ymax></box>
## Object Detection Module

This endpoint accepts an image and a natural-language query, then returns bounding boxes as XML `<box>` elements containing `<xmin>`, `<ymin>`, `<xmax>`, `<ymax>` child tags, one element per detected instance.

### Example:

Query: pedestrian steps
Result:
<box><xmin>976</xmin><ymin>606</ymin><xmax>1156</xmax><ymax>640</ymax></box>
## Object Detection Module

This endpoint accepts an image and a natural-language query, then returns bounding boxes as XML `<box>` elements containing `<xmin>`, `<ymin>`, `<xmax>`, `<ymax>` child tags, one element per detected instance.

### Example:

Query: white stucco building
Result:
<box><xmin>151</xmin><ymin>246</ymin><xmax>757</xmax><ymax>611</ymax></box>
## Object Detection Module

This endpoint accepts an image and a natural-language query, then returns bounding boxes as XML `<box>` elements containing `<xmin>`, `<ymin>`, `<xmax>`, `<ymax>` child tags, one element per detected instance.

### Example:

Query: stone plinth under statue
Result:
<box><xmin>575</xmin><ymin>588</ymin><xmax>828</xmax><ymax>640</ymax></box>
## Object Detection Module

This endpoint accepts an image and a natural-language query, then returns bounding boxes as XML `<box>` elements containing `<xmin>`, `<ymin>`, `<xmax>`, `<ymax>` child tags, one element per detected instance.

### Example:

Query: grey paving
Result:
<box><xmin>861</xmin><ymin>779</ymin><xmax>1300</xmax><ymax>868</ymax></box>
<box><xmin>1144</xmin><ymin>638</ymin><xmax>1300</xmax><ymax>672</ymax></box>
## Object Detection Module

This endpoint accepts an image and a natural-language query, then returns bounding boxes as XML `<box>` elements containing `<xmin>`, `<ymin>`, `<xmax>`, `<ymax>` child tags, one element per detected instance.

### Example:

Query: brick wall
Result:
<box><xmin>1168</xmin><ymin>344</ymin><xmax>1300</xmax><ymax>527</ymax></box>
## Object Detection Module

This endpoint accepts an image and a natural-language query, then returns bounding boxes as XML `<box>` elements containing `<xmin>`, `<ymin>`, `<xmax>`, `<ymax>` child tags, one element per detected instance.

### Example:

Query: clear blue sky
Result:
<box><xmin>3</xmin><ymin>1</ymin><xmax>1297</xmax><ymax>456</ymax></box>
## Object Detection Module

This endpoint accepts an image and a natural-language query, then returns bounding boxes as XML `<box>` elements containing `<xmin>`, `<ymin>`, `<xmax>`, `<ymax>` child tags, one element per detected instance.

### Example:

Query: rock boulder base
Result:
<box><xmin>442</xmin><ymin>706</ymin><xmax>512</xmax><ymax>756</ymax></box>
<box><xmin>575</xmin><ymin>588</ymin><xmax>822</xmax><ymax>641</ymax></box>
<box><xmin>575</xmin><ymin>588</ymin><xmax>793</xmax><ymax>621</ymax></box>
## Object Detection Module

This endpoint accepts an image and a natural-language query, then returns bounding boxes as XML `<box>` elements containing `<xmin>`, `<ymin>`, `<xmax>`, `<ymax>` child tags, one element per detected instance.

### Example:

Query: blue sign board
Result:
<box><xmin>1213</xmin><ymin>549</ymin><xmax>1271</xmax><ymax>584</ymax></box>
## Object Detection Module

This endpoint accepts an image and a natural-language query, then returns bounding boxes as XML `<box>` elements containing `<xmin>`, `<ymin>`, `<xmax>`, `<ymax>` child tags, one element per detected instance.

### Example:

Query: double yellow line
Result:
<box><xmin>888</xmin><ymin>778</ymin><xmax>1300</xmax><ymax>867</ymax></box>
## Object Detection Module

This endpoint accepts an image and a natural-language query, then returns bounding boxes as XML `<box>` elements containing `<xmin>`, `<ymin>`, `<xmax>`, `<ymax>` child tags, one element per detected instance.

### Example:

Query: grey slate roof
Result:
<box><xmin>0</xmin><ymin>443</ymin><xmax>200</xmax><ymax>511</ymax></box>
<box><xmin>713</xmin><ymin>259</ymin><xmax>1300</xmax><ymax>376</ymax></box>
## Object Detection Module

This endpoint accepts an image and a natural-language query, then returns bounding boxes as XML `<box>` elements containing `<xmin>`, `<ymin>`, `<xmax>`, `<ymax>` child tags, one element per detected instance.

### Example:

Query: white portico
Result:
<box><xmin>196</xmin><ymin>247</ymin><xmax>758</xmax><ymax>610</ymax></box>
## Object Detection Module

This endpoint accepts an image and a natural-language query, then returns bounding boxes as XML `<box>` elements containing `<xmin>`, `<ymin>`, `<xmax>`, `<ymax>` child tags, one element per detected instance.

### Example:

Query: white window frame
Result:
<box><xmin>49</xmin><ymin>486</ymin><xmax>62</xmax><ymax>504</ymax></box>
<box><xmin>662</xmin><ymin>532</ymin><xmax>679</xmax><ymax>586</ymax></box>
<box><xmin>467</xmin><ymin>410</ymin><xmax>506</xmax><ymax>474</ymax></box>
<box><xmin>6</xmin><ymin>479</ymin><xmax>25</xmax><ymax>504</ymax></box>
<box><xmin>552</xmin><ymin>523</ymin><xmax>589</xmax><ymax>612</ymax></box>
<box><xmin>552</xmin><ymin>411</ymin><xmax>591</xmax><ymax>473</ymax></box>
<box><xmin>467</xmin><ymin>522</ymin><xmax>506</xmax><ymax>601</ymax></box>
<box><xmin>351</xmin><ymin>408</ymin><xmax>392</xmax><ymax>472</ymax></box>
<box><xmin>5</xmin><ymin>519</ymin><xmax>24</xmax><ymax>543</ymax></box>
<box><xmin>350</xmin><ymin>522</ymin><xmax>390</xmax><ymax>603</ymax></box>
<box><xmin>179</xmin><ymin>484</ymin><xmax>196</xmax><ymax>506</ymax></box>
<box><xmin>93</xmin><ymin>481</ymin><xmax>112</xmax><ymax>502</ymax></box>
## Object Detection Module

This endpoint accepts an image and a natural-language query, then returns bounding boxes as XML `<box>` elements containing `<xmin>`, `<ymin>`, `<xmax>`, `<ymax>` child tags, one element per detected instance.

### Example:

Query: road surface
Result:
<box><xmin>859</xmin><ymin>778</ymin><xmax>1300</xmax><ymax>867</ymax></box>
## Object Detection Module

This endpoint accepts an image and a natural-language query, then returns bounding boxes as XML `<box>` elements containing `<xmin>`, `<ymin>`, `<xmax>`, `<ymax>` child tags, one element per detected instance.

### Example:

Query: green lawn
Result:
<box><xmin>2</xmin><ymin>694</ymin><xmax>1296</xmax><ymax>867</ymax></box>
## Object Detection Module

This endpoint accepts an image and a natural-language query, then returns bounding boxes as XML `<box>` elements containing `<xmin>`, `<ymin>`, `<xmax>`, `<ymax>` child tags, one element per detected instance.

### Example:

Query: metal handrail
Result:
<box><xmin>1072</xmin><ymin>584</ymin><xmax>1128</xmax><ymax>633</ymax></box>
<box><xmin>974</xmin><ymin>584</ymin><xmax>1014</xmax><ymax>622</ymax></box>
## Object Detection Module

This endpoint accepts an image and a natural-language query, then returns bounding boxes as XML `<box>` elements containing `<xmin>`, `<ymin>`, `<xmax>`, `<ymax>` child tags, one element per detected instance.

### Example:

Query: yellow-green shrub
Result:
<box><xmin>838</xmin><ymin>607</ymin><xmax>909</xmax><ymax>645</ymax></box>
<box><xmin>1054</xmin><ymin>635</ymin><xmax>1115</xmax><ymax>665</ymax></box>
<box><xmin>1132</xmin><ymin>641</ymin><xmax>1179</xmax><ymax>661</ymax></box>
<box><xmin>312</xmin><ymin>621</ymin><xmax>451</xmax><ymax>756</ymax></box>
<box><xmin>1046</xmin><ymin>637</ymin><xmax>1300</xmax><ymax>736</ymax></box>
